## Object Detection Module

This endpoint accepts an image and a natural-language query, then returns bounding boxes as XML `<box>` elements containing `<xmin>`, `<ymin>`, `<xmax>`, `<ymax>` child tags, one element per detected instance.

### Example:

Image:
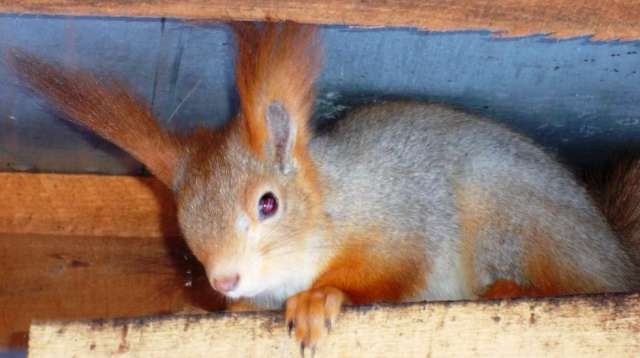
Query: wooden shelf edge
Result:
<box><xmin>0</xmin><ymin>172</ymin><xmax>178</xmax><ymax>238</ymax></box>
<box><xmin>29</xmin><ymin>292</ymin><xmax>640</xmax><ymax>357</ymax></box>
<box><xmin>0</xmin><ymin>232</ymin><xmax>224</xmax><ymax>350</ymax></box>
<box><xmin>0</xmin><ymin>0</ymin><xmax>639</xmax><ymax>40</ymax></box>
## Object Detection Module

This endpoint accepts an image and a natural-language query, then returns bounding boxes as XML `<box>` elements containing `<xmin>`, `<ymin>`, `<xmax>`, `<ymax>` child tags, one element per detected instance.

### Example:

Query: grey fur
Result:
<box><xmin>310</xmin><ymin>101</ymin><xmax>640</xmax><ymax>300</ymax></box>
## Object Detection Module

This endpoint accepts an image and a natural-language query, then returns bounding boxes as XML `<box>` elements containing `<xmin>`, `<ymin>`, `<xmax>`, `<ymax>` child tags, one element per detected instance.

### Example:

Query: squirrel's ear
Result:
<box><xmin>233</xmin><ymin>22</ymin><xmax>320</xmax><ymax>168</ymax></box>
<box><xmin>7</xmin><ymin>49</ymin><xmax>181</xmax><ymax>187</ymax></box>
<box><xmin>265</xmin><ymin>101</ymin><xmax>296</xmax><ymax>173</ymax></box>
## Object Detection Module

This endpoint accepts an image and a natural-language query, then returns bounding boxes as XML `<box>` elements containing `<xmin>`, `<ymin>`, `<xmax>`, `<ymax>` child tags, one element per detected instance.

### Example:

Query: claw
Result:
<box><xmin>286</xmin><ymin>287</ymin><xmax>345</xmax><ymax>355</ymax></box>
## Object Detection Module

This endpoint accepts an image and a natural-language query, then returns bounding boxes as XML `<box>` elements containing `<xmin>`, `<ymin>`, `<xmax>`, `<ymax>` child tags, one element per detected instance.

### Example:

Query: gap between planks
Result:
<box><xmin>29</xmin><ymin>293</ymin><xmax>640</xmax><ymax>357</ymax></box>
<box><xmin>0</xmin><ymin>0</ymin><xmax>639</xmax><ymax>40</ymax></box>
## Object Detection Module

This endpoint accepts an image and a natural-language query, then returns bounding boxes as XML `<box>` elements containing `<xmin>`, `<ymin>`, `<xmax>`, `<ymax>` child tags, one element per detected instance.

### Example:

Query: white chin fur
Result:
<box><xmin>226</xmin><ymin>270</ymin><xmax>306</xmax><ymax>302</ymax></box>
<box><xmin>222</xmin><ymin>231</ymin><xmax>324</xmax><ymax>308</ymax></box>
<box><xmin>222</xmin><ymin>264</ymin><xmax>316</xmax><ymax>309</ymax></box>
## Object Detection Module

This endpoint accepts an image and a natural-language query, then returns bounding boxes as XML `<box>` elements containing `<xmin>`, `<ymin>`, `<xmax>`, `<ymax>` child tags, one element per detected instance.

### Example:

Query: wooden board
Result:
<box><xmin>0</xmin><ymin>0</ymin><xmax>639</xmax><ymax>40</ymax></box>
<box><xmin>29</xmin><ymin>293</ymin><xmax>640</xmax><ymax>357</ymax></box>
<box><xmin>0</xmin><ymin>173</ymin><xmax>178</xmax><ymax>238</ymax></box>
<box><xmin>0</xmin><ymin>233</ymin><xmax>223</xmax><ymax>350</ymax></box>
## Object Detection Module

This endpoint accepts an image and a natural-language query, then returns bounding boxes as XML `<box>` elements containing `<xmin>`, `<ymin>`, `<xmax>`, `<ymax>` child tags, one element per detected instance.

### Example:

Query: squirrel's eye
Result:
<box><xmin>258</xmin><ymin>192</ymin><xmax>278</xmax><ymax>219</ymax></box>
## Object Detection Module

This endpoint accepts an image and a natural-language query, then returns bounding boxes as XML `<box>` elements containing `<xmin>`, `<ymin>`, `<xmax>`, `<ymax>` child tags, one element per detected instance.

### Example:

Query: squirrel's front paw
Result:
<box><xmin>285</xmin><ymin>286</ymin><xmax>345</xmax><ymax>354</ymax></box>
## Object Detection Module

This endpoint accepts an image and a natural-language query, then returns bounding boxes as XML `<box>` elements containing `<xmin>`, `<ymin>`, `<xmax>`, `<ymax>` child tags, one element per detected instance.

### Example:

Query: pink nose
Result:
<box><xmin>212</xmin><ymin>274</ymin><xmax>240</xmax><ymax>293</ymax></box>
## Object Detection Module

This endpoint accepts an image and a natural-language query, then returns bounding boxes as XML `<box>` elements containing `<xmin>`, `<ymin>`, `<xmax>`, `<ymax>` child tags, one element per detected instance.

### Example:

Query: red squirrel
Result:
<box><xmin>8</xmin><ymin>22</ymin><xmax>640</xmax><ymax>352</ymax></box>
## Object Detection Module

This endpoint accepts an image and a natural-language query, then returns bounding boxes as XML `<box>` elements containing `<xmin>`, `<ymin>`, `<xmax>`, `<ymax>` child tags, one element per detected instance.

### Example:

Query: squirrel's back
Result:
<box><xmin>310</xmin><ymin>101</ymin><xmax>578</xmax><ymax>231</ymax></box>
<box><xmin>310</xmin><ymin>101</ymin><xmax>640</xmax><ymax>301</ymax></box>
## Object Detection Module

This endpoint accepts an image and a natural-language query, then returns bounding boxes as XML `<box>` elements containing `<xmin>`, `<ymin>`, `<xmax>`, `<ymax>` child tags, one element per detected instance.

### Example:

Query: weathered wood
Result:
<box><xmin>29</xmin><ymin>293</ymin><xmax>640</xmax><ymax>357</ymax></box>
<box><xmin>0</xmin><ymin>0</ymin><xmax>639</xmax><ymax>40</ymax></box>
<box><xmin>0</xmin><ymin>233</ymin><xmax>223</xmax><ymax>350</ymax></box>
<box><xmin>0</xmin><ymin>173</ymin><xmax>178</xmax><ymax>238</ymax></box>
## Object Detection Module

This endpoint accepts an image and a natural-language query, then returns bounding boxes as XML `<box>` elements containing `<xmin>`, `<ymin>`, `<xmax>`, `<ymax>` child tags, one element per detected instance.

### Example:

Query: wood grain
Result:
<box><xmin>0</xmin><ymin>0</ymin><xmax>639</xmax><ymax>40</ymax></box>
<box><xmin>29</xmin><ymin>293</ymin><xmax>640</xmax><ymax>357</ymax></box>
<box><xmin>0</xmin><ymin>233</ymin><xmax>223</xmax><ymax>350</ymax></box>
<box><xmin>0</xmin><ymin>173</ymin><xmax>178</xmax><ymax>238</ymax></box>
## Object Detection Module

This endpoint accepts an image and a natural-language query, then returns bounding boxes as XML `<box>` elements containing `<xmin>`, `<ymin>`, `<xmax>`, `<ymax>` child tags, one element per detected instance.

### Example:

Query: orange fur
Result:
<box><xmin>176</xmin><ymin>124</ymin><xmax>240</xmax><ymax>263</ymax></box>
<box><xmin>480</xmin><ymin>244</ymin><xmax>604</xmax><ymax>300</ymax></box>
<box><xmin>523</xmin><ymin>233</ymin><xmax>604</xmax><ymax>295</ymax></box>
<box><xmin>285</xmin><ymin>286</ymin><xmax>344</xmax><ymax>347</ymax></box>
<box><xmin>479</xmin><ymin>280</ymin><xmax>529</xmax><ymax>299</ymax></box>
<box><xmin>479</xmin><ymin>279</ymin><xmax>560</xmax><ymax>299</ymax></box>
<box><xmin>233</xmin><ymin>22</ymin><xmax>321</xmax><ymax>159</ymax></box>
<box><xmin>312</xmin><ymin>230</ymin><xmax>428</xmax><ymax>304</ymax></box>
<box><xmin>7</xmin><ymin>49</ymin><xmax>180</xmax><ymax>186</ymax></box>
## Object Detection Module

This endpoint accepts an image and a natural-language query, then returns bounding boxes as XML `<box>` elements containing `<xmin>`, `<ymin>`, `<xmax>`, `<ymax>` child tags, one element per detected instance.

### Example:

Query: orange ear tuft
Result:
<box><xmin>232</xmin><ymin>21</ymin><xmax>321</xmax><ymax>159</ymax></box>
<box><xmin>7</xmin><ymin>49</ymin><xmax>181</xmax><ymax>187</ymax></box>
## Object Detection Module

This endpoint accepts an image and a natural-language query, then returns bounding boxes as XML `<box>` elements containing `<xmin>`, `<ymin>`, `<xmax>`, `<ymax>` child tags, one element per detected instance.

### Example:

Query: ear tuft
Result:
<box><xmin>233</xmin><ymin>21</ymin><xmax>321</xmax><ymax>161</ymax></box>
<box><xmin>7</xmin><ymin>48</ymin><xmax>181</xmax><ymax>187</ymax></box>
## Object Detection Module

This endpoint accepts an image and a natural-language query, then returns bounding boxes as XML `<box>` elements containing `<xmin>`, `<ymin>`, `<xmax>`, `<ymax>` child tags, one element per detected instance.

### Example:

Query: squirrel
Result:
<box><xmin>7</xmin><ymin>21</ymin><xmax>640</xmax><ymax>353</ymax></box>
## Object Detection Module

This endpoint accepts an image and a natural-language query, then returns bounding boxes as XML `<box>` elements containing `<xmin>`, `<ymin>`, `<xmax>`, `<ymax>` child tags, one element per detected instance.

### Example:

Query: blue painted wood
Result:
<box><xmin>1</xmin><ymin>16</ymin><xmax>639</xmax><ymax>174</ymax></box>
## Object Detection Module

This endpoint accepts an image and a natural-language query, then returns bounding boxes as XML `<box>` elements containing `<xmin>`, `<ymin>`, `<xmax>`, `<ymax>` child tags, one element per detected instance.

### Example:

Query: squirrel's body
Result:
<box><xmin>312</xmin><ymin>101</ymin><xmax>639</xmax><ymax>300</ymax></box>
<box><xmin>9</xmin><ymin>22</ymin><xmax>640</xmax><ymax>351</ymax></box>
<box><xmin>236</xmin><ymin>101</ymin><xmax>639</xmax><ymax>309</ymax></box>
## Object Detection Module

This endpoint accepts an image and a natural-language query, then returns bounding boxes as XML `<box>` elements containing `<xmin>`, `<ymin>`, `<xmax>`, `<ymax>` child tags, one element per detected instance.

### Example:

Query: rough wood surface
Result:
<box><xmin>0</xmin><ymin>233</ymin><xmax>223</xmax><ymax>350</ymax></box>
<box><xmin>0</xmin><ymin>0</ymin><xmax>638</xmax><ymax>40</ymax></box>
<box><xmin>0</xmin><ymin>173</ymin><xmax>178</xmax><ymax>238</ymax></box>
<box><xmin>29</xmin><ymin>293</ymin><xmax>640</xmax><ymax>357</ymax></box>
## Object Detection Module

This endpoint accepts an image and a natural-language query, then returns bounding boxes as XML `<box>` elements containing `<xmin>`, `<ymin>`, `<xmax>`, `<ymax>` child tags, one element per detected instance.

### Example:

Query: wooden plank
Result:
<box><xmin>29</xmin><ymin>293</ymin><xmax>640</xmax><ymax>357</ymax></box>
<box><xmin>0</xmin><ymin>173</ymin><xmax>178</xmax><ymax>238</ymax></box>
<box><xmin>0</xmin><ymin>233</ymin><xmax>224</xmax><ymax>350</ymax></box>
<box><xmin>0</xmin><ymin>0</ymin><xmax>639</xmax><ymax>40</ymax></box>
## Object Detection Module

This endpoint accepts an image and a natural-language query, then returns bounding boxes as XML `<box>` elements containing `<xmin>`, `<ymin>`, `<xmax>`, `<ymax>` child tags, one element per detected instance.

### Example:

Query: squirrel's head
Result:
<box><xmin>175</xmin><ymin>105</ymin><xmax>323</xmax><ymax>299</ymax></box>
<box><xmin>8</xmin><ymin>21</ymin><xmax>324</xmax><ymax>300</ymax></box>
<box><xmin>175</xmin><ymin>22</ymin><xmax>323</xmax><ymax>299</ymax></box>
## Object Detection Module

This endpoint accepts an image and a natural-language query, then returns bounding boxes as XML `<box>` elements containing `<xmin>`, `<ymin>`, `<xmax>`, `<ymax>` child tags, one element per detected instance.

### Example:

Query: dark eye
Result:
<box><xmin>258</xmin><ymin>192</ymin><xmax>278</xmax><ymax>219</ymax></box>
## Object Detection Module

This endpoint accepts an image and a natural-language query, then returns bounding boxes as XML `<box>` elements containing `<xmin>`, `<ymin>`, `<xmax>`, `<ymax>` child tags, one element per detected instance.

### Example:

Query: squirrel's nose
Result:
<box><xmin>212</xmin><ymin>274</ymin><xmax>240</xmax><ymax>293</ymax></box>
